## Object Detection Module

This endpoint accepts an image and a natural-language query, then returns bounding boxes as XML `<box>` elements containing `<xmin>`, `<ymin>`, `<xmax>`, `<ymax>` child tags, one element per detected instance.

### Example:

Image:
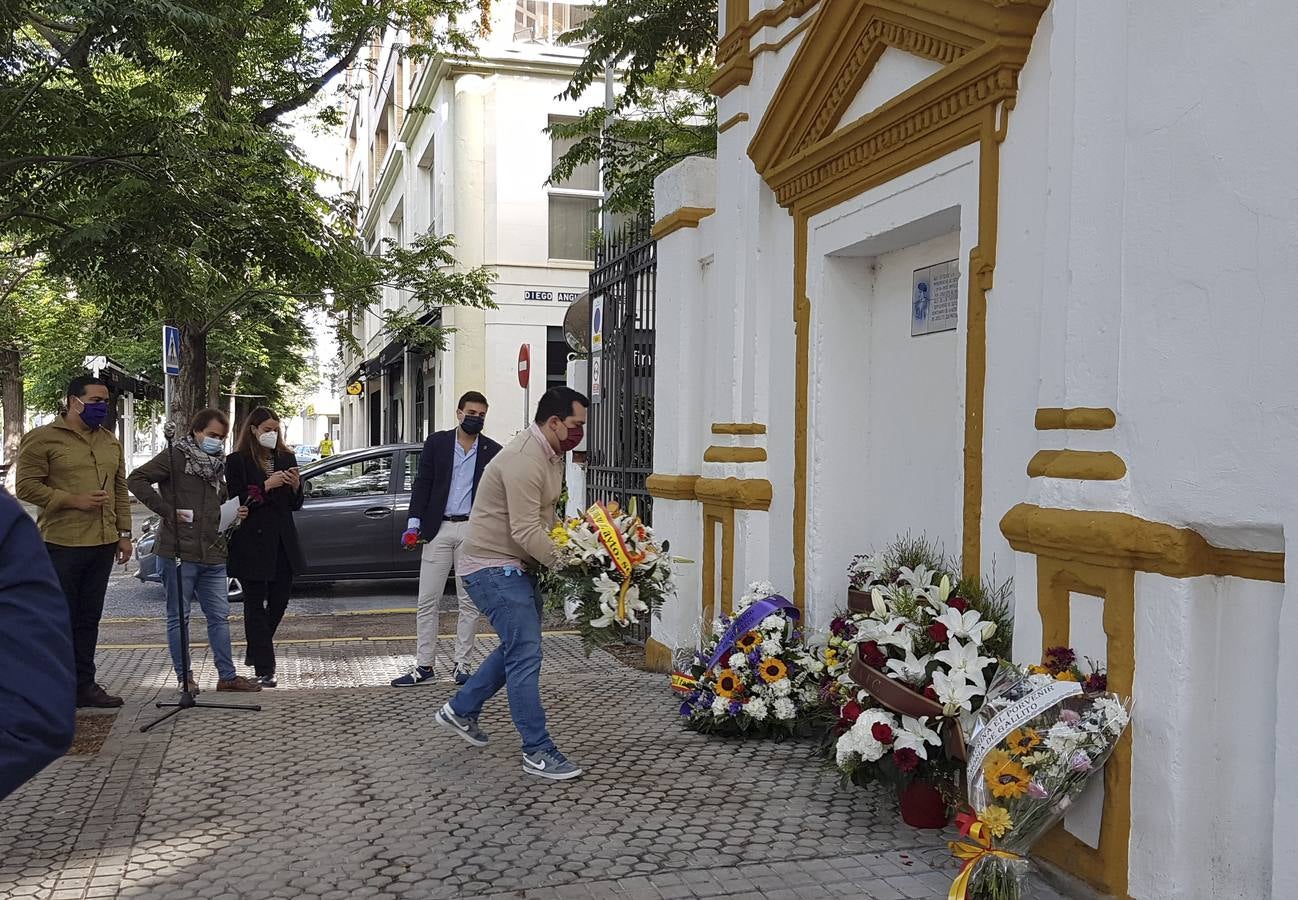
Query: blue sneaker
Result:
<box><xmin>391</xmin><ymin>665</ymin><xmax>435</xmax><ymax>687</ymax></box>
<box><xmin>435</xmin><ymin>703</ymin><xmax>489</xmax><ymax>747</ymax></box>
<box><xmin>453</xmin><ymin>665</ymin><xmax>473</xmax><ymax>686</ymax></box>
<box><xmin>522</xmin><ymin>748</ymin><xmax>583</xmax><ymax>781</ymax></box>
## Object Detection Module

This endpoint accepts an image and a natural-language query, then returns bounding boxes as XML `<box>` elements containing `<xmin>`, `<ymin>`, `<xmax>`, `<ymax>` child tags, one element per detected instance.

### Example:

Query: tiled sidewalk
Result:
<box><xmin>0</xmin><ymin>636</ymin><xmax>1081</xmax><ymax>899</ymax></box>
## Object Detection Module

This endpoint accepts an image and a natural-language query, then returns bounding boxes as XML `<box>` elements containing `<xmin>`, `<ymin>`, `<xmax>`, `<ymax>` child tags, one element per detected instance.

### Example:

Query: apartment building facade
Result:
<box><xmin>338</xmin><ymin>1</ymin><xmax>602</xmax><ymax>448</ymax></box>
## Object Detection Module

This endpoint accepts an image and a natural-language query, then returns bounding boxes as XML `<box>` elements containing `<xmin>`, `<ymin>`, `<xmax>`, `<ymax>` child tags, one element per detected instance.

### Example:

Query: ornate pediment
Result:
<box><xmin>748</xmin><ymin>0</ymin><xmax>1048</xmax><ymax>211</ymax></box>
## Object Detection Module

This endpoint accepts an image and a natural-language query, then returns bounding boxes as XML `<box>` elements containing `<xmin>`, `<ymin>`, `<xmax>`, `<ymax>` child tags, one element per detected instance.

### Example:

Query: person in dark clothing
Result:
<box><xmin>15</xmin><ymin>374</ymin><xmax>131</xmax><ymax>708</ymax></box>
<box><xmin>391</xmin><ymin>391</ymin><xmax>501</xmax><ymax>688</ymax></box>
<box><xmin>225</xmin><ymin>407</ymin><xmax>304</xmax><ymax>688</ymax></box>
<box><xmin>0</xmin><ymin>488</ymin><xmax>76</xmax><ymax>800</ymax></box>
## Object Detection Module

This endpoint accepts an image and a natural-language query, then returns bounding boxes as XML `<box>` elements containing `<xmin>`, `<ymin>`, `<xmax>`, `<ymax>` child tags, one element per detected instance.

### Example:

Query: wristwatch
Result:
<box><xmin>118</xmin><ymin>530</ymin><xmax>132</xmax><ymax>539</ymax></box>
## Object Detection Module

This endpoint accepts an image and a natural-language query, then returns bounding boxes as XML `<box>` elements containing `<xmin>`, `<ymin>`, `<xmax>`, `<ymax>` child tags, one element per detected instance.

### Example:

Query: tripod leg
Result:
<box><xmin>139</xmin><ymin>704</ymin><xmax>184</xmax><ymax>733</ymax></box>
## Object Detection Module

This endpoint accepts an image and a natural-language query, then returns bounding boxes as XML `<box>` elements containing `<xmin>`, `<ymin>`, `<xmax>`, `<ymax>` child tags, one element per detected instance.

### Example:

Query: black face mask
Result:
<box><xmin>460</xmin><ymin>415</ymin><xmax>484</xmax><ymax>435</ymax></box>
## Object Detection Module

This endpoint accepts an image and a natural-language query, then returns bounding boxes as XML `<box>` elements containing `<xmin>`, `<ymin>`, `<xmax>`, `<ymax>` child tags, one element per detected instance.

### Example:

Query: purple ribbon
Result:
<box><xmin>705</xmin><ymin>594</ymin><xmax>798</xmax><ymax>671</ymax></box>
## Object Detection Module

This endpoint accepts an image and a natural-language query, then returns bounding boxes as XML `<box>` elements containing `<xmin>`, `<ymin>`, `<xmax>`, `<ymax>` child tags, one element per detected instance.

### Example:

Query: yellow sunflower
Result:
<box><xmin>985</xmin><ymin>756</ymin><xmax>1033</xmax><ymax>800</ymax></box>
<box><xmin>736</xmin><ymin>631</ymin><xmax>763</xmax><ymax>653</ymax></box>
<box><xmin>759</xmin><ymin>658</ymin><xmax>789</xmax><ymax>684</ymax></box>
<box><xmin>978</xmin><ymin>806</ymin><xmax>1013</xmax><ymax>839</ymax></box>
<box><xmin>1006</xmin><ymin>727</ymin><xmax>1041</xmax><ymax>755</ymax></box>
<box><xmin>715</xmin><ymin>669</ymin><xmax>744</xmax><ymax>699</ymax></box>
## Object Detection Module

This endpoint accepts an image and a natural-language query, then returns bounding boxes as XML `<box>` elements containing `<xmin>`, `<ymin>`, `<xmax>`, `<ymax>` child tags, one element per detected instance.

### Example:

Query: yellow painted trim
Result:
<box><xmin>650</xmin><ymin>206</ymin><xmax>716</xmax><ymax>240</ymax></box>
<box><xmin>718</xmin><ymin>112</ymin><xmax>750</xmax><ymax>133</ymax></box>
<box><xmin>1032</xmin><ymin>559</ymin><xmax>1134</xmax><ymax>896</ymax></box>
<box><xmin>645</xmin><ymin>473</ymin><xmax>700</xmax><ymax>501</ymax></box>
<box><xmin>1027</xmin><ymin>449</ymin><xmax>1127</xmax><ymax>481</ymax></box>
<box><xmin>750</xmin><ymin>12</ymin><xmax>816</xmax><ymax>58</ymax></box>
<box><xmin>695</xmin><ymin>477</ymin><xmax>773</xmax><ymax>511</ymax></box>
<box><xmin>1000</xmin><ymin>503</ymin><xmax>1286</xmax><ymax>582</ymax></box>
<box><xmin>703</xmin><ymin>445</ymin><xmax>767</xmax><ymax>463</ymax></box>
<box><xmin>644</xmin><ymin>636</ymin><xmax>674</xmax><ymax>673</ymax></box>
<box><xmin>702</xmin><ymin>505</ymin><xmax>737</xmax><ymax>624</ymax></box>
<box><xmin>711</xmin><ymin>422</ymin><xmax>766</xmax><ymax>435</ymax></box>
<box><xmin>1035</xmin><ymin>407</ymin><xmax>1117</xmax><ymax>431</ymax></box>
<box><xmin>712</xmin><ymin>0</ymin><xmax>819</xmax><ymax>97</ymax></box>
<box><xmin>646</xmin><ymin>473</ymin><xmax>772</xmax><ymax>511</ymax></box>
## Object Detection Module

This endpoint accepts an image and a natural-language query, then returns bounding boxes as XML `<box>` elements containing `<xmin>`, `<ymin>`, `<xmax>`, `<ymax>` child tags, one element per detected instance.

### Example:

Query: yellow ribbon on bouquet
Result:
<box><xmin>947</xmin><ymin>817</ymin><xmax>1022</xmax><ymax>900</ymax></box>
<box><xmin>586</xmin><ymin>501</ymin><xmax>636</xmax><ymax>622</ymax></box>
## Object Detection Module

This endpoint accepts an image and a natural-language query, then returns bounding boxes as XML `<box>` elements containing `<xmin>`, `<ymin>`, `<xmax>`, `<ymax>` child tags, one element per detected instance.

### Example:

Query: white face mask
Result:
<box><xmin>256</xmin><ymin>431</ymin><xmax>279</xmax><ymax>450</ymax></box>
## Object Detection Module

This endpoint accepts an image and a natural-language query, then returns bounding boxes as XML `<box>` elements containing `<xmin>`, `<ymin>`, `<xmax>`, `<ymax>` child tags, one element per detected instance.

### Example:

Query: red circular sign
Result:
<box><xmin>517</xmin><ymin>344</ymin><xmax>531</xmax><ymax>389</ymax></box>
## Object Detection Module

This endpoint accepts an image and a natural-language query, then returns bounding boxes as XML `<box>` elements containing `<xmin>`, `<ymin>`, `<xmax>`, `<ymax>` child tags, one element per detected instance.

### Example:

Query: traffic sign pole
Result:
<box><xmin>518</xmin><ymin>344</ymin><xmax>531</xmax><ymax>430</ymax></box>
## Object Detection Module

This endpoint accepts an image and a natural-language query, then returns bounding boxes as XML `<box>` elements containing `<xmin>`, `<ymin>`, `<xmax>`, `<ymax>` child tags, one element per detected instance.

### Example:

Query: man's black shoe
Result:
<box><xmin>77</xmin><ymin>684</ymin><xmax>123</xmax><ymax>708</ymax></box>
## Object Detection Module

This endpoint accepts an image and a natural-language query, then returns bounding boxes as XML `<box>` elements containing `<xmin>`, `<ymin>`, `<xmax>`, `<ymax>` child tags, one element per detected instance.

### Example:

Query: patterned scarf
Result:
<box><xmin>176</xmin><ymin>434</ymin><xmax>225</xmax><ymax>486</ymax></box>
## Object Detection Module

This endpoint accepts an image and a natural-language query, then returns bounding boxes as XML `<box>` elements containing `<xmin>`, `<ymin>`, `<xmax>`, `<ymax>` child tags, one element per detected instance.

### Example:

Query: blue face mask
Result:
<box><xmin>76</xmin><ymin>399</ymin><xmax>109</xmax><ymax>430</ymax></box>
<box><xmin>200</xmin><ymin>436</ymin><xmax>224</xmax><ymax>455</ymax></box>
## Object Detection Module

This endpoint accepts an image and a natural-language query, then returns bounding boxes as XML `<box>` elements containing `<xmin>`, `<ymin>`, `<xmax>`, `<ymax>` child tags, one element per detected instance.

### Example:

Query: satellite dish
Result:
<box><xmin>563</xmin><ymin>292</ymin><xmax>590</xmax><ymax>354</ymax></box>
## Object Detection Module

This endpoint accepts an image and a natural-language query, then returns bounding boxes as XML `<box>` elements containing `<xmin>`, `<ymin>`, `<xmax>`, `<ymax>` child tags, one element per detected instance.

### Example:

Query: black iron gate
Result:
<box><xmin>586</xmin><ymin>219</ymin><xmax>657</xmax><ymax>641</ymax></box>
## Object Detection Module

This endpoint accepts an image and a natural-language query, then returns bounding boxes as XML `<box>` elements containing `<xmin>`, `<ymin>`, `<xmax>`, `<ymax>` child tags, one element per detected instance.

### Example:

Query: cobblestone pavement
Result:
<box><xmin>0</xmin><ymin>636</ymin><xmax>1080</xmax><ymax>899</ymax></box>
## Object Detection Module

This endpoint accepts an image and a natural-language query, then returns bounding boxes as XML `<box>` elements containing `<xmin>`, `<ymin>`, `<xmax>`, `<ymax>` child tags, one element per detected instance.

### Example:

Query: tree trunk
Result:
<box><xmin>206</xmin><ymin>356</ymin><xmax>222</xmax><ymax>409</ymax></box>
<box><xmin>0</xmin><ymin>348</ymin><xmax>23</xmax><ymax>491</ymax></box>
<box><xmin>171</xmin><ymin>323</ymin><xmax>209</xmax><ymax>429</ymax></box>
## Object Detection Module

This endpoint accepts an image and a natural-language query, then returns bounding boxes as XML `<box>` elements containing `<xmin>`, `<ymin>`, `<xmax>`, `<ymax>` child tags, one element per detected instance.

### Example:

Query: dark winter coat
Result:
<box><xmin>224</xmin><ymin>450</ymin><xmax>305</xmax><ymax>582</ymax></box>
<box><xmin>127</xmin><ymin>447</ymin><xmax>230</xmax><ymax>565</ymax></box>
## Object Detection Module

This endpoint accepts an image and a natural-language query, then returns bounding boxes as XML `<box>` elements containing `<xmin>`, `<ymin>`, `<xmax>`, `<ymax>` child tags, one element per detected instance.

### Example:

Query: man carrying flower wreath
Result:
<box><xmin>435</xmin><ymin>386</ymin><xmax>589</xmax><ymax>781</ymax></box>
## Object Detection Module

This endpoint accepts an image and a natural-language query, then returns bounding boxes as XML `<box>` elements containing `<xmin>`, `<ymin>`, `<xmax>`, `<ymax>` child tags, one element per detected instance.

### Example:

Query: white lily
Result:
<box><xmin>884</xmin><ymin>646</ymin><xmax>933</xmax><ymax>686</ymax></box>
<box><xmin>897</xmin><ymin>564</ymin><xmax>937</xmax><ymax>590</ymax></box>
<box><xmin>933</xmin><ymin>638</ymin><xmax>994</xmax><ymax>691</ymax></box>
<box><xmin>853</xmin><ymin>616</ymin><xmax>913</xmax><ymax>652</ymax></box>
<box><xmin>589</xmin><ymin>573</ymin><xmax>641</xmax><ymax>627</ymax></box>
<box><xmin>871</xmin><ymin>587</ymin><xmax>889</xmax><ymax>616</ymax></box>
<box><xmin>931</xmin><ymin>670</ymin><xmax>978</xmax><ymax>716</ymax></box>
<box><xmin>894</xmin><ymin>716</ymin><xmax>943</xmax><ymax>759</ymax></box>
<box><xmin>935</xmin><ymin>606</ymin><xmax>993</xmax><ymax>645</ymax></box>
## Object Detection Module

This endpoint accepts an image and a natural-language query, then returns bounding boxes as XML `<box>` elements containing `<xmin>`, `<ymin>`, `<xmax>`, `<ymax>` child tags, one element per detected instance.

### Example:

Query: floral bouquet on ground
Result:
<box><xmin>820</xmin><ymin>536</ymin><xmax>1013</xmax><ymax>819</ymax></box>
<box><xmin>678</xmin><ymin>582</ymin><xmax>825</xmax><ymax>738</ymax></box>
<box><xmin>948</xmin><ymin>651</ymin><xmax>1132</xmax><ymax>900</ymax></box>
<box><xmin>541</xmin><ymin>499</ymin><xmax>674</xmax><ymax>653</ymax></box>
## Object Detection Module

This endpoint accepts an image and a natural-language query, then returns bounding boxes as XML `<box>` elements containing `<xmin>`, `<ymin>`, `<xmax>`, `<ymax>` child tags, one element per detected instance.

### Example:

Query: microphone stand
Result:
<box><xmin>141</xmin><ymin>422</ymin><xmax>260</xmax><ymax>732</ymax></box>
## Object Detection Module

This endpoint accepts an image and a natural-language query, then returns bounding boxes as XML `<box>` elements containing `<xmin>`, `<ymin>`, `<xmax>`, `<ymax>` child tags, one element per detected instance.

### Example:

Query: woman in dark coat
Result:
<box><xmin>226</xmin><ymin>407</ymin><xmax>304</xmax><ymax>687</ymax></box>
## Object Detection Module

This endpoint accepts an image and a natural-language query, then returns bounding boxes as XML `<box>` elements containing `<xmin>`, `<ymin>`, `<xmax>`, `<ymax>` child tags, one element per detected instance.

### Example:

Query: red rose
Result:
<box><xmin>893</xmin><ymin>747</ymin><xmax>920</xmax><ymax>773</ymax></box>
<box><xmin>871</xmin><ymin>722</ymin><xmax>895</xmax><ymax>744</ymax></box>
<box><xmin>948</xmin><ymin>597</ymin><xmax>969</xmax><ymax>612</ymax></box>
<box><xmin>841</xmin><ymin>699</ymin><xmax>862</xmax><ymax>724</ymax></box>
<box><xmin>923</xmin><ymin>685</ymin><xmax>939</xmax><ymax>703</ymax></box>
<box><xmin>927</xmin><ymin>622</ymin><xmax>949</xmax><ymax>643</ymax></box>
<box><xmin>861</xmin><ymin>641</ymin><xmax>888</xmax><ymax>669</ymax></box>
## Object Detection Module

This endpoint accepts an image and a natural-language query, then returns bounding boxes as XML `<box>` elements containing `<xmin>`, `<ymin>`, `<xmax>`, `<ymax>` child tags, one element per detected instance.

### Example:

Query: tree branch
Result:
<box><xmin>252</xmin><ymin>28</ymin><xmax>369</xmax><ymax>127</ymax></box>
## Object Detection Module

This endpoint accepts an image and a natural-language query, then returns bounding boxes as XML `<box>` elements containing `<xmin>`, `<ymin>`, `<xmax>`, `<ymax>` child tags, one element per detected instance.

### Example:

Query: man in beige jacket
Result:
<box><xmin>435</xmin><ymin>386</ymin><xmax>588</xmax><ymax>780</ymax></box>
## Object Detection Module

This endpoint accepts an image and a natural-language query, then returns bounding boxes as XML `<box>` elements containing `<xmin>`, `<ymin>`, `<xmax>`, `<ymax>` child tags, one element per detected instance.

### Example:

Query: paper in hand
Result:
<box><xmin>218</xmin><ymin>498</ymin><xmax>241</xmax><ymax>533</ymax></box>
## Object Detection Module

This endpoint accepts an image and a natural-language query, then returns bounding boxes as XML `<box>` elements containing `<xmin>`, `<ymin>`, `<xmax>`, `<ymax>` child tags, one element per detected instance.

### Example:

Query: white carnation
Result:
<box><xmin>760</xmin><ymin>614</ymin><xmax>787</xmax><ymax>635</ymax></box>
<box><xmin>728</xmin><ymin>652</ymin><xmax>749</xmax><ymax>670</ymax></box>
<box><xmin>744</xmin><ymin>697</ymin><xmax>769</xmax><ymax>721</ymax></box>
<box><xmin>761</xmin><ymin>637</ymin><xmax>783</xmax><ymax>657</ymax></box>
<box><xmin>711</xmin><ymin>696</ymin><xmax>729</xmax><ymax>718</ymax></box>
<box><xmin>774</xmin><ymin>697</ymin><xmax>797</xmax><ymax>720</ymax></box>
<box><xmin>770</xmin><ymin>678</ymin><xmax>792</xmax><ymax>697</ymax></box>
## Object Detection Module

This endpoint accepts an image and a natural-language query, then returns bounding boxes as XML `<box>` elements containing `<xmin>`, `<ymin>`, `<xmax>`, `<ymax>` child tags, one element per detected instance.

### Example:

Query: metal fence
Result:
<box><xmin>585</xmin><ymin>218</ymin><xmax>657</xmax><ymax>643</ymax></box>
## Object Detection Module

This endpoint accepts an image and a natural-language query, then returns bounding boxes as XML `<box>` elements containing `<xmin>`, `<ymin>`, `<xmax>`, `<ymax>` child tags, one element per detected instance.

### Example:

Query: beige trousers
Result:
<box><xmin>414</xmin><ymin>521</ymin><xmax>478</xmax><ymax>669</ymax></box>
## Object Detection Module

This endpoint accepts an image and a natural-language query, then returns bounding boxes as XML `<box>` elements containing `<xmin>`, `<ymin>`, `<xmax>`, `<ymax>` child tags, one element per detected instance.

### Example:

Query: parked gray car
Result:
<box><xmin>135</xmin><ymin>443</ymin><xmax>424</xmax><ymax>599</ymax></box>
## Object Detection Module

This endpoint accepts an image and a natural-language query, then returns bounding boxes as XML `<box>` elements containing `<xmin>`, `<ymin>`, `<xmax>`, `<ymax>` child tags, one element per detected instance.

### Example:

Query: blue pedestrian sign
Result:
<box><xmin>163</xmin><ymin>325</ymin><xmax>181</xmax><ymax>376</ymax></box>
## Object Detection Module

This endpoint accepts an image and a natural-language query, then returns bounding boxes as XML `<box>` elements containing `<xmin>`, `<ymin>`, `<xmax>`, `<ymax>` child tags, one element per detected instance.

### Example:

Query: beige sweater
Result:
<box><xmin>463</xmin><ymin>427</ymin><xmax>563</xmax><ymax>569</ymax></box>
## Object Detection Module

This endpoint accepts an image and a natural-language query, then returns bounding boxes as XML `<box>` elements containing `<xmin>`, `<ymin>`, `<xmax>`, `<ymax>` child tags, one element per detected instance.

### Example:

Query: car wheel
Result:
<box><xmin>228</xmin><ymin>577</ymin><xmax>244</xmax><ymax>603</ymax></box>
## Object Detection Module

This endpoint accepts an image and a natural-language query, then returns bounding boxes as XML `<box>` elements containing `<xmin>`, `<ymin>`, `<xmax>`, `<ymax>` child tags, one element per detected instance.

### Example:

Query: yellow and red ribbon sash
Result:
<box><xmin>947</xmin><ymin>815</ymin><xmax>1022</xmax><ymax>900</ymax></box>
<box><xmin>586</xmin><ymin>502</ymin><xmax>635</xmax><ymax>621</ymax></box>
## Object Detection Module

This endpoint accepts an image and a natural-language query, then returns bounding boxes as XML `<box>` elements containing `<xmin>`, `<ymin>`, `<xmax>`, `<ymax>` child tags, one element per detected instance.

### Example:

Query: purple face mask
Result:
<box><xmin>76</xmin><ymin>398</ymin><xmax>109</xmax><ymax>429</ymax></box>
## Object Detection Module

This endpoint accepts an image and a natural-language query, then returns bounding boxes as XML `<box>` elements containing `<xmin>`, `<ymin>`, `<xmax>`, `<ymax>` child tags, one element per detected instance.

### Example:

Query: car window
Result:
<box><xmin>402</xmin><ymin>451</ymin><xmax>420</xmax><ymax>492</ymax></box>
<box><xmin>304</xmin><ymin>455</ymin><xmax>393</xmax><ymax>499</ymax></box>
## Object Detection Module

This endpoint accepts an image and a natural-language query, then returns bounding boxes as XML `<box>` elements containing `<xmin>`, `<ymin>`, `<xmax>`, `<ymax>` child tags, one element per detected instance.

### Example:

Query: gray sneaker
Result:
<box><xmin>522</xmin><ymin>748</ymin><xmax>583</xmax><ymax>781</ymax></box>
<box><xmin>435</xmin><ymin>703</ymin><xmax>488</xmax><ymax>747</ymax></box>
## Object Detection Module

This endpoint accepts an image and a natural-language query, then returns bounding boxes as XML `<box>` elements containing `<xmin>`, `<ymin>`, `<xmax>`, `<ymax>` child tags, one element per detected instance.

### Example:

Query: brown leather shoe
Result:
<box><xmin>77</xmin><ymin>684</ymin><xmax>124</xmax><ymax>708</ymax></box>
<box><xmin>217</xmin><ymin>676</ymin><xmax>263</xmax><ymax>693</ymax></box>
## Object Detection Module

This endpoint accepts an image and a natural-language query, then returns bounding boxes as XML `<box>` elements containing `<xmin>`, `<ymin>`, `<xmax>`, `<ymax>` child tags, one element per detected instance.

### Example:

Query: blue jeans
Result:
<box><xmin>450</xmin><ymin>567</ymin><xmax>554</xmax><ymax>755</ymax></box>
<box><xmin>160</xmin><ymin>558</ymin><xmax>236</xmax><ymax>681</ymax></box>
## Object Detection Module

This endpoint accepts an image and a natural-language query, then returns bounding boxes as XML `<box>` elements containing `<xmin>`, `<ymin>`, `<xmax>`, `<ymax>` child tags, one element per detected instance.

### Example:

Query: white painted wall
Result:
<box><xmin>655</xmin><ymin>0</ymin><xmax>1298</xmax><ymax>895</ymax></box>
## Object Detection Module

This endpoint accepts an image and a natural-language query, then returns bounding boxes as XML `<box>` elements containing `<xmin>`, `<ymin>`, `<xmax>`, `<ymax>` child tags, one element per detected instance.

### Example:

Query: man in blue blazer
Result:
<box><xmin>0</xmin><ymin>488</ymin><xmax>75</xmax><ymax>800</ymax></box>
<box><xmin>392</xmin><ymin>392</ymin><xmax>501</xmax><ymax>686</ymax></box>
